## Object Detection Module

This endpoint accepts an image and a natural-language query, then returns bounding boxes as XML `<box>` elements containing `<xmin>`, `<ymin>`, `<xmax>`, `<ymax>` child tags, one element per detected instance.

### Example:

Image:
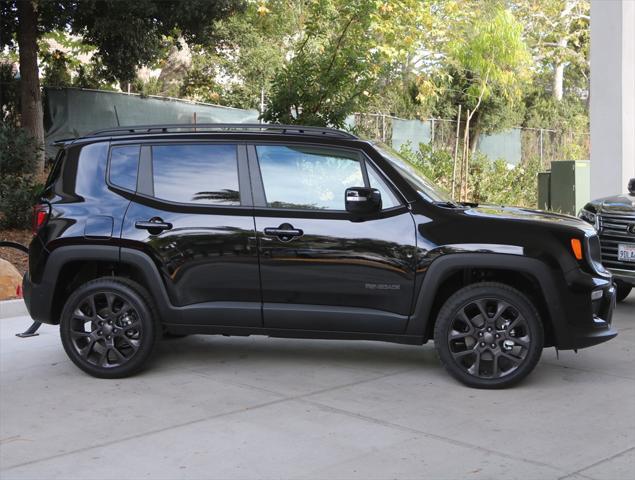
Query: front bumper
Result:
<box><xmin>609</xmin><ymin>267</ymin><xmax>635</xmax><ymax>286</ymax></box>
<box><xmin>556</xmin><ymin>269</ymin><xmax>618</xmax><ymax>350</ymax></box>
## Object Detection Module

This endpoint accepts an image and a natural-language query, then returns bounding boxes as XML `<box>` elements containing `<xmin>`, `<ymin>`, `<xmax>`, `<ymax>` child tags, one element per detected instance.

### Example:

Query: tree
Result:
<box><xmin>262</xmin><ymin>0</ymin><xmax>428</xmax><ymax>127</ymax></box>
<box><xmin>513</xmin><ymin>0</ymin><xmax>589</xmax><ymax>102</ymax></box>
<box><xmin>182</xmin><ymin>0</ymin><xmax>304</xmax><ymax>111</ymax></box>
<box><xmin>1</xmin><ymin>0</ymin><xmax>244</xmax><ymax>172</ymax></box>
<box><xmin>431</xmin><ymin>5</ymin><xmax>531</xmax><ymax>199</ymax></box>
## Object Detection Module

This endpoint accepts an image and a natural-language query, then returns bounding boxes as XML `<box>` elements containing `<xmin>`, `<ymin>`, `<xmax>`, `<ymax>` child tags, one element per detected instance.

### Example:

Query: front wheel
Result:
<box><xmin>434</xmin><ymin>282</ymin><xmax>544</xmax><ymax>389</ymax></box>
<box><xmin>60</xmin><ymin>278</ymin><xmax>159</xmax><ymax>378</ymax></box>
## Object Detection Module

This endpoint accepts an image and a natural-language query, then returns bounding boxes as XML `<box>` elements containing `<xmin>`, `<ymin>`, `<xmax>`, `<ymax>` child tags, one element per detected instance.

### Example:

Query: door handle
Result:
<box><xmin>135</xmin><ymin>218</ymin><xmax>172</xmax><ymax>233</ymax></box>
<box><xmin>264</xmin><ymin>223</ymin><xmax>303</xmax><ymax>242</ymax></box>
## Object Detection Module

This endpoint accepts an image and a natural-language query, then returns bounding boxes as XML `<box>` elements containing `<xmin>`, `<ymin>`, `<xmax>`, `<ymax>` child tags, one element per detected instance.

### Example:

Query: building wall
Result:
<box><xmin>590</xmin><ymin>0</ymin><xmax>635</xmax><ymax>197</ymax></box>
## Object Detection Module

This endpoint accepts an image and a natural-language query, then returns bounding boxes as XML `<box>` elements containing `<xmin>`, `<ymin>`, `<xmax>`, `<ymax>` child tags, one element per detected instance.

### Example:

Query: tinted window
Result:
<box><xmin>152</xmin><ymin>144</ymin><xmax>240</xmax><ymax>205</ymax></box>
<box><xmin>109</xmin><ymin>145</ymin><xmax>140</xmax><ymax>191</ymax></box>
<box><xmin>256</xmin><ymin>145</ymin><xmax>363</xmax><ymax>210</ymax></box>
<box><xmin>367</xmin><ymin>162</ymin><xmax>400</xmax><ymax>209</ymax></box>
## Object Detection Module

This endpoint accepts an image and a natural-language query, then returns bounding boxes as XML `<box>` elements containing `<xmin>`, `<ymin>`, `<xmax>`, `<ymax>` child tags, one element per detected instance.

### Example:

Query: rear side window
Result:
<box><xmin>109</xmin><ymin>145</ymin><xmax>140</xmax><ymax>191</ymax></box>
<box><xmin>151</xmin><ymin>144</ymin><xmax>240</xmax><ymax>205</ymax></box>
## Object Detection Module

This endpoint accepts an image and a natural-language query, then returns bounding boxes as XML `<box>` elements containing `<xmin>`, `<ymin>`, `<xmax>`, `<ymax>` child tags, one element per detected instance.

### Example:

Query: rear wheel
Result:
<box><xmin>615</xmin><ymin>281</ymin><xmax>632</xmax><ymax>303</ymax></box>
<box><xmin>434</xmin><ymin>282</ymin><xmax>544</xmax><ymax>389</ymax></box>
<box><xmin>60</xmin><ymin>278</ymin><xmax>159</xmax><ymax>378</ymax></box>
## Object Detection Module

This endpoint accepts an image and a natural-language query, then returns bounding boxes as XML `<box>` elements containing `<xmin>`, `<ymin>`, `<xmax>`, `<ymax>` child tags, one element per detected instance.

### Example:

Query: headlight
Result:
<box><xmin>578</xmin><ymin>208</ymin><xmax>598</xmax><ymax>229</ymax></box>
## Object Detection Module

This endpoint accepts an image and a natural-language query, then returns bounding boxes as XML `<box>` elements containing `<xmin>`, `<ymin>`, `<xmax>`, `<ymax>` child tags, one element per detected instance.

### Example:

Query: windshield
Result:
<box><xmin>373</xmin><ymin>143</ymin><xmax>454</xmax><ymax>204</ymax></box>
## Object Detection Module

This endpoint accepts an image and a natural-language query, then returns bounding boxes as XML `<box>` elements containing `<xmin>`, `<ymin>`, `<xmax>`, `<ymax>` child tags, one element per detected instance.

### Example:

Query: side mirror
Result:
<box><xmin>345</xmin><ymin>187</ymin><xmax>381</xmax><ymax>214</ymax></box>
<box><xmin>628</xmin><ymin>178</ymin><xmax>635</xmax><ymax>195</ymax></box>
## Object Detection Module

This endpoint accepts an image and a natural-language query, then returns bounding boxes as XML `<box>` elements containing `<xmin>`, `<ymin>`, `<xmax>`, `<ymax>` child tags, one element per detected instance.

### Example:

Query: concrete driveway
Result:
<box><xmin>1</xmin><ymin>294</ymin><xmax>634</xmax><ymax>480</ymax></box>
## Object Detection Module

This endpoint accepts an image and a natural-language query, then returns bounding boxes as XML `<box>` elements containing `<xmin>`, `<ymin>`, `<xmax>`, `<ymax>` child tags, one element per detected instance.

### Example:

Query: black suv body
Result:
<box><xmin>23</xmin><ymin>124</ymin><xmax>617</xmax><ymax>388</ymax></box>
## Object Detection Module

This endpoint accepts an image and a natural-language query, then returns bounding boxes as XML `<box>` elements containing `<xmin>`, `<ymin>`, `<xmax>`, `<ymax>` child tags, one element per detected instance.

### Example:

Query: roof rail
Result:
<box><xmin>86</xmin><ymin>123</ymin><xmax>357</xmax><ymax>139</ymax></box>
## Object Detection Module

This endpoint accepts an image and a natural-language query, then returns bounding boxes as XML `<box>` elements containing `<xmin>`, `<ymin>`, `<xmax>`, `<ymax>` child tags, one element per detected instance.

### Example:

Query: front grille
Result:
<box><xmin>597</xmin><ymin>213</ymin><xmax>635</xmax><ymax>271</ymax></box>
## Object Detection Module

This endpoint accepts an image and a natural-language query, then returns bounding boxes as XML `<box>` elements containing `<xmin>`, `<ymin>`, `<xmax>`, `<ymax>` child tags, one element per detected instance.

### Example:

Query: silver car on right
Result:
<box><xmin>579</xmin><ymin>178</ymin><xmax>635</xmax><ymax>302</ymax></box>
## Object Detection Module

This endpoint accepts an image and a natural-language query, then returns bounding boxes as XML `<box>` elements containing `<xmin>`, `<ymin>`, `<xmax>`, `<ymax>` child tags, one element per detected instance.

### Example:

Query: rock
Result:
<box><xmin>0</xmin><ymin>259</ymin><xmax>23</xmax><ymax>300</ymax></box>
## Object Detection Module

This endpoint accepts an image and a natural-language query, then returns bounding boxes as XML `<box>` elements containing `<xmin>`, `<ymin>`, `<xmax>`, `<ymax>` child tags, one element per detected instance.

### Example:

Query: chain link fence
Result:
<box><xmin>351</xmin><ymin>113</ymin><xmax>589</xmax><ymax>168</ymax></box>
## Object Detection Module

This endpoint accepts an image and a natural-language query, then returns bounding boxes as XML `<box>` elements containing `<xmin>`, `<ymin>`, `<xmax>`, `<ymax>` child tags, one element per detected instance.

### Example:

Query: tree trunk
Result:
<box><xmin>552</xmin><ymin>28</ymin><xmax>568</xmax><ymax>101</ymax></box>
<box><xmin>17</xmin><ymin>0</ymin><xmax>45</xmax><ymax>173</ymax></box>
<box><xmin>553</xmin><ymin>60</ymin><xmax>565</xmax><ymax>101</ymax></box>
<box><xmin>469</xmin><ymin>113</ymin><xmax>481</xmax><ymax>154</ymax></box>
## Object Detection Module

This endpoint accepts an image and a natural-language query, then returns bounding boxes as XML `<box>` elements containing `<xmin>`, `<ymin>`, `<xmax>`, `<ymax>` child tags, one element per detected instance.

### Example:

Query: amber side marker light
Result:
<box><xmin>571</xmin><ymin>238</ymin><xmax>583</xmax><ymax>260</ymax></box>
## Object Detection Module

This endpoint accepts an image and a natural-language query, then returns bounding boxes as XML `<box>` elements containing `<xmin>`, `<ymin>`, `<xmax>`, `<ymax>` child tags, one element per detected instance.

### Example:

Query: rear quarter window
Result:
<box><xmin>109</xmin><ymin>145</ymin><xmax>140</xmax><ymax>192</ymax></box>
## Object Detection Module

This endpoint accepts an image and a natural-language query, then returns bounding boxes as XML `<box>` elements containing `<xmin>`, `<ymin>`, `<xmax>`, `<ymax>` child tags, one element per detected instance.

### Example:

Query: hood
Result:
<box><xmin>465</xmin><ymin>204</ymin><xmax>596</xmax><ymax>235</ymax></box>
<box><xmin>584</xmin><ymin>194</ymin><xmax>635</xmax><ymax>215</ymax></box>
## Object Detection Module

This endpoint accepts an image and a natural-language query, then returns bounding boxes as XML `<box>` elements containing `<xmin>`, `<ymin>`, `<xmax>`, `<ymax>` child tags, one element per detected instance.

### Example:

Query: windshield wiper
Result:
<box><xmin>433</xmin><ymin>200</ymin><xmax>463</xmax><ymax>208</ymax></box>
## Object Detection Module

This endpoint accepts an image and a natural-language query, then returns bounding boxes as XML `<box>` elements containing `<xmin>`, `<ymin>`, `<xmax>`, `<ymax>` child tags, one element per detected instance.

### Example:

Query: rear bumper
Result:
<box><xmin>22</xmin><ymin>271</ymin><xmax>57</xmax><ymax>325</ymax></box>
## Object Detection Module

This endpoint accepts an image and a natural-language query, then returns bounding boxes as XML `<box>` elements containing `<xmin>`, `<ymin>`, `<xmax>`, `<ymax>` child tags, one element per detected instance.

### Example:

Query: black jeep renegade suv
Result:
<box><xmin>23</xmin><ymin>124</ymin><xmax>617</xmax><ymax>388</ymax></box>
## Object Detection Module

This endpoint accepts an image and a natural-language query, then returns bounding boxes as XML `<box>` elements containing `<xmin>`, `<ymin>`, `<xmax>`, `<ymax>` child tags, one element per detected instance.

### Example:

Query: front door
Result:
<box><xmin>250</xmin><ymin>143</ymin><xmax>417</xmax><ymax>334</ymax></box>
<box><xmin>120</xmin><ymin>142</ymin><xmax>261</xmax><ymax>327</ymax></box>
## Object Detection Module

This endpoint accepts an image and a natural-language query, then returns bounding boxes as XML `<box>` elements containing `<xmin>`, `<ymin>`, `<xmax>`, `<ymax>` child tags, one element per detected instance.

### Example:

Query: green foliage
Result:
<box><xmin>1</xmin><ymin>1</ymin><xmax>245</xmax><ymax>84</ymax></box>
<box><xmin>400</xmin><ymin>143</ymin><xmax>540</xmax><ymax>208</ymax></box>
<box><xmin>0</xmin><ymin>124</ymin><xmax>41</xmax><ymax>228</ymax></box>
<box><xmin>0</xmin><ymin>62</ymin><xmax>20</xmax><ymax>123</ymax></box>
<box><xmin>263</xmin><ymin>0</ymin><xmax>427</xmax><ymax>127</ymax></box>
<box><xmin>41</xmin><ymin>49</ymin><xmax>72</xmax><ymax>87</ymax></box>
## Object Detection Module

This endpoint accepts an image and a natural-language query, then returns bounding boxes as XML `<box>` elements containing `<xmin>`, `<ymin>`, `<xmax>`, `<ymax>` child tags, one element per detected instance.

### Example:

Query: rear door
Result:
<box><xmin>249</xmin><ymin>142</ymin><xmax>417</xmax><ymax>334</ymax></box>
<box><xmin>120</xmin><ymin>141</ymin><xmax>261</xmax><ymax>327</ymax></box>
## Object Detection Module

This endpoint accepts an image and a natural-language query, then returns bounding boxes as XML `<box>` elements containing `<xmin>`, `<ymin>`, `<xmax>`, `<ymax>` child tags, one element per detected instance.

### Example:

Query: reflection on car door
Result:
<box><xmin>121</xmin><ymin>142</ymin><xmax>261</xmax><ymax>327</ymax></box>
<box><xmin>249</xmin><ymin>143</ymin><xmax>417</xmax><ymax>334</ymax></box>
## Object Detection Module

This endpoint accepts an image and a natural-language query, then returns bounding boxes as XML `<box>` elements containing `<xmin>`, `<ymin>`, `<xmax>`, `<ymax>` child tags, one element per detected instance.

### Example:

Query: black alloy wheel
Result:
<box><xmin>60</xmin><ymin>278</ymin><xmax>159</xmax><ymax>378</ymax></box>
<box><xmin>434</xmin><ymin>282</ymin><xmax>544</xmax><ymax>388</ymax></box>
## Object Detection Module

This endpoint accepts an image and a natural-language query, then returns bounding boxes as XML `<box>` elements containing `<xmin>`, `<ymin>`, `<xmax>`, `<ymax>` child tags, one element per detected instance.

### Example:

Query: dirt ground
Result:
<box><xmin>0</xmin><ymin>229</ymin><xmax>30</xmax><ymax>274</ymax></box>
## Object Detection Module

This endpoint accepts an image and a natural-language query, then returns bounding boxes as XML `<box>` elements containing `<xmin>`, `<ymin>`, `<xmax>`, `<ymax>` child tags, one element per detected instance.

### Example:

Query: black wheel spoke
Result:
<box><xmin>467</xmin><ymin>351</ymin><xmax>481</xmax><ymax>376</ymax></box>
<box><xmin>500</xmin><ymin>352</ymin><xmax>522</xmax><ymax>366</ymax></box>
<box><xmin>450</xmin><ymin>329</ymin><xmax>471</xmax><ymax>341</ymax></box>
<box><xmin>452</xmin><ymin>348</ymin><xmax>476</xmax><ymax>359</ymax></box>
<box><xmin>79</xmin><ymin>337</ymin><xmax>97</xmax><ymax>358</ymax></box>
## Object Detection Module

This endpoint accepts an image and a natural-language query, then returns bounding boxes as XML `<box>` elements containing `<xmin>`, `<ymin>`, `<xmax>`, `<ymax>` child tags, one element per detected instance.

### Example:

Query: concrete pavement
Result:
<box><xmin>1</xmin><ymin>293</ymin><xmax>634</xmax><ymax>479</ymax></box>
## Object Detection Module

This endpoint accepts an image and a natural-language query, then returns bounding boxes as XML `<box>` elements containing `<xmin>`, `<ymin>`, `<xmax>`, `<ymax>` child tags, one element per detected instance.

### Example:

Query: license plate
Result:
<box><xmin>618</xmin><ymin>243</ymin><xmax>635</xmax><ymax>262</ymax></box>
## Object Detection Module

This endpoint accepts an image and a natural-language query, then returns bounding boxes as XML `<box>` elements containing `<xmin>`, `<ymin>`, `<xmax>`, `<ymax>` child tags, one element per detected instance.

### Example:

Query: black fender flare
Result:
<box><xmin>26</xmin><ymin>245</ymin><xmax>173</xmax><ymax>325</ymax></box>
<box><xmin>24</xmin><ymin>245</ymin><xmax>120</xmax><ymax>324</ymax></box>
<box><xmin>406</xmin><ymin>253</ymin><xmax>566</xmax><ymax>343</ymax></box>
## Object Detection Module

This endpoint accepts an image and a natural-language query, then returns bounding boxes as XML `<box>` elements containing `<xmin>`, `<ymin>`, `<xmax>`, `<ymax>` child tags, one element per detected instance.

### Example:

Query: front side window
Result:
<box><xmin>109</xmin><ymin>145</ymin><xmax>140</xmax><ymax>191</ymax></box>
<box><xmin>256</xmin><ymin>145</ymin><xmax>363</xmax><ymax>210</ymax></box>
<box><xmin>151</xmin><ymin>144</ymin><xmax>240</xmax><ymax>205</ymax></box>
<box><xmin>367</xmin><ymin>162</ymin><xmax>400</xmax><ymax>209</ymax></box>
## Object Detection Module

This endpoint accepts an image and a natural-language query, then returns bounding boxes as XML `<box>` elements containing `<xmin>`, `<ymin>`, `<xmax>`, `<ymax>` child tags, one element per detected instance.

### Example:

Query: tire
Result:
<box><xmin>60</xmin><ymin>277</ymin><xmax>160</xmax><ymax>378</ymax></box>
<box><xmin>434</xmin><ymin>282</ymin><xmax>544</xmax><ymax>389</ymax></box>
<box><xmin>615</xmin><ymin>281</ymin><xmax>632</xmax><ymax>303</ymax></box>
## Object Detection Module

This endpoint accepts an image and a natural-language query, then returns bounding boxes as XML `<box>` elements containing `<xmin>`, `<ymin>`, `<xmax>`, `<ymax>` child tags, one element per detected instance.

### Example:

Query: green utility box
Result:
<box><xmin>538</xmin><ymin>160</ymin><xmax>590</xmax><ymax>215</ymax></box>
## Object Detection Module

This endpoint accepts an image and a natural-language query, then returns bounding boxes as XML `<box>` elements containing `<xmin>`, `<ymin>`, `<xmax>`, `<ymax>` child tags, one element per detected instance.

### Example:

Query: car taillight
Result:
<box><xmin>32</xmin><ymin>204</ymin><xmax>50</xmax><ymax>235</ymax></box>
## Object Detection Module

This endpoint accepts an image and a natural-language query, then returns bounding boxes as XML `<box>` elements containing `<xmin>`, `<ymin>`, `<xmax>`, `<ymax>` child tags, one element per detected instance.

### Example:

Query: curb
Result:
<box><xmin>0</xmin><ymin>299</ymin><xmax>28</xmax><ymax>319</ymax></box>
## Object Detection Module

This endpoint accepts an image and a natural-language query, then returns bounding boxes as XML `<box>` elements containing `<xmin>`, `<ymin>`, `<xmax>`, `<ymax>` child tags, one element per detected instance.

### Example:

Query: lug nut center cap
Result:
<box><xmin>483</xmin><ymin>332</ymin><xmax>495</xmax><ymax>344</ymax></box>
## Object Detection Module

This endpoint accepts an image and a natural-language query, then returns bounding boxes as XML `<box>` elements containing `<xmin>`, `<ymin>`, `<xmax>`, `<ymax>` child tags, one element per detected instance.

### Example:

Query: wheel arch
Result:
<box><xmin>407</xmin><ymin>253</ymin><xmax>565</xmax><ymax>347</ymax></box>
<box><xmin>31</xmin><ymin>245</ymin><xmax>172</xmax><ymax>325</ymax></box>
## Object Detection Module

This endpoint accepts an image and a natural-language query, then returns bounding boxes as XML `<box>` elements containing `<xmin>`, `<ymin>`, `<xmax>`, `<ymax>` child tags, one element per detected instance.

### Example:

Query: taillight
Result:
<box><xmin>32</xmin><ymin>203</ymin><xmax>50</xmax><ymax>235</ymax></box>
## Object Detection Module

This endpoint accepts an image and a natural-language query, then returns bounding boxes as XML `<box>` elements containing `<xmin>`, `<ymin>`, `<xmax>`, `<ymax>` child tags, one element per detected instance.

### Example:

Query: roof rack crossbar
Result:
<box><xmin>86</xmin><ymin>123</ymin><xmax>356</xmax><ymax>139</ymax></box>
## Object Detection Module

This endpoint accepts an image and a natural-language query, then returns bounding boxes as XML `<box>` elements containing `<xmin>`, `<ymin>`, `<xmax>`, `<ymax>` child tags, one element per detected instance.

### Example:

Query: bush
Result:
<box><xmin>0</xmin><ymin>124</ymin><xmax>41</xmax><ymax>229</ymax></box>
<box><xmin>400</xmin><ymin>143</ymin><xmax>540</xmax><ymax>208</ymax></box>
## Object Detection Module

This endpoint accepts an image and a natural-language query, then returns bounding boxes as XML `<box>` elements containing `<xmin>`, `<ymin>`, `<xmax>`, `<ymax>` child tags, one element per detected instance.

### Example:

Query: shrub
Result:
<box><xmin>400</xmin><ymin>143</ymin><xmax>539</xmax><ymax>208</ymax></box>
<box><xmin>0</xmin><ymin>124</ymin><xmax>41</xmax><ymax>229</ymax></box>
